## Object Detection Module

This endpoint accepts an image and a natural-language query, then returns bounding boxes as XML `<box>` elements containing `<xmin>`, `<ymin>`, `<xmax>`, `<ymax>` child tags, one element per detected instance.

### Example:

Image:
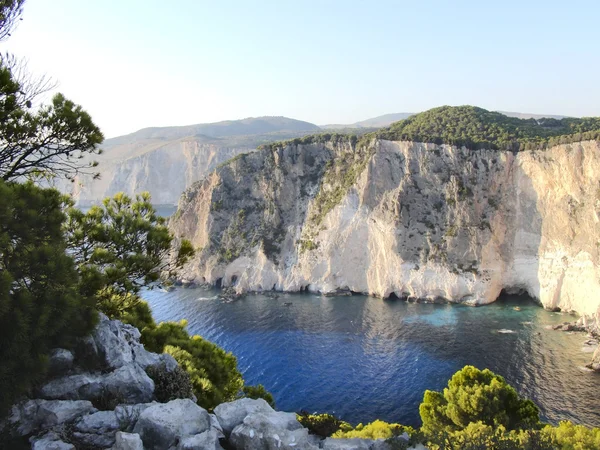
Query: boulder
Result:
<box><xmin>588</xmin><ymin>345</ymin><xmax>600</xmax><ymax>371</ymax></box>
<box><xmin>213</xmin><ymin>397</ymin><xmax>274</xmax><ymax>436</ymax></box>
<box><xmin>31</xmin><ymin>432</ymin><xmax>76</xmax><ymax>450</ymax></box>
<box><xmin>39</xmin><ymin>364</ymin><xmax>154</xmax><ymax>405</ymax></box>
<box><xmin>209</xmin><ymin>413</ymin><xmax>225</xmax><ymax>438</ymax></box>
<box><xmin>93</xmin><ymin>313</ymin><xmax>178</xmax><ymax>372</ymax></box>
<box><xmin>93</xmin><ymin>314</ymin><xmax>139</xmax><ymax>370</ymax></box>
<box><xmin>48</xmin><ymin>349</ymin><xmax>74</xmax><ymax>375</ymax></box>
<box><xmin>10</xmin><ymin>399</ymin><xmax>96</xmax><ymax>436</ymax></box>
<box><xmin>111</xmin><ymin>431</ymin><xmax>144</xmax><ymax>450</ymax></box>
<box><xmin>72</xmin><ymin>410</ymin><xmax>120</xmax><ymax>448</ymax></box>
<box><xmin>177</xmin><ymin>429</ymin><xmax>224</xmax><ymax>449</ymax></box>
<box><xmin>114</xmin><ymin>402</ymin><xmax>157</xmax><ymax>431</ymax></box>
<box><xmin>322</xmin><ymin>438</ymin><xmax>374</xmax><ymax>450</ymax></box>
<box><xmin>133</xmin><ymin>399</ymin><xmax>210</xmax><ymax>450</ymax></box>
<box><xmin>229</xmin><ymin>411</ymin><xmax>317</xmax><ymax>450</ymax></box>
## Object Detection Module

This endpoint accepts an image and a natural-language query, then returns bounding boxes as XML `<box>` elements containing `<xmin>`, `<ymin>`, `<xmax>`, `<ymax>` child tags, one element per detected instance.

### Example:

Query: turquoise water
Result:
<box><xmin>142</xmin><ymin>289</ymin><xmax>600</xmax><ymax>427</ymax></box>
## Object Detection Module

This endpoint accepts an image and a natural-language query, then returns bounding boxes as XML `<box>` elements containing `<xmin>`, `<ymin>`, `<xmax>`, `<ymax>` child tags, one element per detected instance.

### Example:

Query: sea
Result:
<box><xmin>142</xmin><ymin>288</ymin><xmax>600</xmax><ymax>428</ymax></box>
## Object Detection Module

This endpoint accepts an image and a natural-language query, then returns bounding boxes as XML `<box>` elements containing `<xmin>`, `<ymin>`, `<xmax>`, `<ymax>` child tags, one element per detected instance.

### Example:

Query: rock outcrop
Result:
<box><xmin>5</xmin><ymin>315</ymin><xmax>423</xmax><ymax>449</ymax></box>
<box><xmin>170</xmin><ymin>138</ymin><xmax>600</xmax><ymax>326</ymax></box>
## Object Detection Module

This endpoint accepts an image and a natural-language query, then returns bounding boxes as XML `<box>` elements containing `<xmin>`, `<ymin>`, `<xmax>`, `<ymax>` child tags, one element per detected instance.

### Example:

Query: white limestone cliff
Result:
<box><xmin>170</xmin><ymin>139</ymin><xmax>600</xmax><ymax>322</ymax></box>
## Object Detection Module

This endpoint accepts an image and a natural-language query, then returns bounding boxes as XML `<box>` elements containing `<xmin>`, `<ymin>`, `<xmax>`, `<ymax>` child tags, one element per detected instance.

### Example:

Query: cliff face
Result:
<box><xmin>72</xmin><ymin>140</ymin><xmax>248</xmax><ymax>205</ymax></box>
<box><xmin>170</xmin><ymin>138</ymin><xmax>600</xmax><ymax>319</ymax></box>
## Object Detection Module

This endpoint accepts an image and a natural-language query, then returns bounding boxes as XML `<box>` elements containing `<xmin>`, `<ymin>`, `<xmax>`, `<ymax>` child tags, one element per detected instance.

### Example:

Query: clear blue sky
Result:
<box><xmin>3</xmin><ymin>0</ymin><xmax>599</xmax><ymax>137</ymax></box>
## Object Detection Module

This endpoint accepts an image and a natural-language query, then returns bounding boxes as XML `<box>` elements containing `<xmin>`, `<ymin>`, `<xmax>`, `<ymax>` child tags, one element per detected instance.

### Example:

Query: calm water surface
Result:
<box><xmin>142</xmin><ymin>289</ymin><xmax>600</xmax><ymax>427</ymax></box>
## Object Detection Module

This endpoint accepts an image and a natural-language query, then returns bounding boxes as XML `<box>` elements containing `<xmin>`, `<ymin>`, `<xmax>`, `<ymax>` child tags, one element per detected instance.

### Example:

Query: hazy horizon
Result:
<box><xmin>2</xmin><ymin>0</ymin><xmax>598</xmax><ymax>138</ymax></box>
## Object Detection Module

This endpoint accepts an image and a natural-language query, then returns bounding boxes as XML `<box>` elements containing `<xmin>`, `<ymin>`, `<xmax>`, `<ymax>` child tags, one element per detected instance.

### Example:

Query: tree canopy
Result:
<box><xmin>376</xmin><ymin>105</ymin><xmax>600</xmax><ymax>151</ymax></box>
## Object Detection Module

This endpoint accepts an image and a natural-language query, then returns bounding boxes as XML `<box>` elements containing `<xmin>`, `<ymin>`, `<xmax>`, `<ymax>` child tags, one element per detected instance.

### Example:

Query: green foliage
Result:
<box><xmin>376</xmin><ymin>106</ymin><xmax>600</xmax><ymax>151</ymax></box>
<box><xmin>332</xmin><ymin>419</ymin><xmax>415</xmax><ymax>440</ymax></box>
<box><xmin>541</xmin><ymin>420</ymin><xmax>600</xmax><ymax>450</ymax></box>
<box><xmin>426</xmin><ymin>422</ymin><xmax>554</xmax><ymax>450</ymax></box>
<box><xmin>241</xmin><ymin>384</ymin><xmax>275</xmax><ymax>408</ymax></box>
<box><xmin>0</xmin><ymin>181</ymin><xmax>97</xmax><ymax>416</ymax></box>
<box><xmin>64</xmin><ymin>192</ymin><xmax>194</xmax><ymax>319</ymax></box>
<box><xmin>140</xmin><ymin>319</ymin><xmax>243</xmax><ymax>410</ymax></box>
<box><xmin>146</xmin><ymin>361</ymin><xmax>194</xmax><ymax>403</ymax></box>
<box><xmin>297</xmin><ymin>412</ymin><xmax>351</xmax><ymax>437</ymax></box>
<box><xmin>419</xmin><ymin>365</ymin><xmax>539</xmax><ymax>436</ymax></box>
<box><xmin>0</xmin><ymin>60</ymin><xmax>104</xmax><ymax>181</ymax></box>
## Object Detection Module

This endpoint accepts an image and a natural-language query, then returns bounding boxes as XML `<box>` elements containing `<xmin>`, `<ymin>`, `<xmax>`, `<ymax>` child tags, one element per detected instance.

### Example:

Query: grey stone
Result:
<box><xmin>48</xmin><ymin>348</ymin><xmax>74</xmax><ymax>375</ymax></box>
<box><xmin>213</xmin><ymin>397</ymin><xmax>274</xmax><ymax>436</ymax></box>
<box><xmin>31</xmin><ymin>433</ymin><xmax>76</xmax><ymax>450</ymax></box>
<box><xmin>229</xmin><ymin>411</ymin><xmax>316</xmax><ymax>450</ymax></box>
<box><xmin>73</xmin><ymin>410</ymin><xmax>120</xmax><ymax>448</ymax></box>
<box><xmin>93</xmin><ymin>313</ymin><xmax>138</xmax><ymax>370</ymax></box>
<box><xmin>322</xmin><ymin>438</ymin><xmax>374</xmax><ymax>450</ymax></box>
<box><xmin>102</xmin><ymin>364</ymin><xmax>155</xmax><ymax>404</ymax></box>
<box><xmin>177</xmin><ymin>429</ymin><xmax>224</xmax><ymax>450</ymax></box>
<box><xmin>114</xmin><ymin>402</ymin><xmax>157</xmax><ymax>431</ymax></box>
<box><xmin>39</xmin><ymin>364</ymin><xmax>154</xmax><ymax>404</ymax></box>
<box><xmin>209</xmin><ymin>413</ymin><xmax>225</xmax><ymax>438</ymax></box>
<box><xmin>10</xmin><ymin>399</ymin><xmax>96</xmax><ymax>436</ymax></box>
<box><xmin>133</xmin><ymin>399</ymin><xmax>210</xmax><ymax>450</ymax></box>
<box><xmin>111</xmin><ymin>431</ymin><xmax>144</xmax><ymax>450</ymax></box>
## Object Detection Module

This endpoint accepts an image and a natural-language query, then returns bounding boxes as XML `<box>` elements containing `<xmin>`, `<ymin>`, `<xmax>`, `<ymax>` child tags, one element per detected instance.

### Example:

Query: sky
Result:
<box><xmin>3</xmin><ymin>0</ymin><xmax>600</xmax><ymax>138</ymax></box>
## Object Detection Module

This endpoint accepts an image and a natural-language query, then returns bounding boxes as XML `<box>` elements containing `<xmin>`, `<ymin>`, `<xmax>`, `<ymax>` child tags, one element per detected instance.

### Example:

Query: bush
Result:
<box><xmin>141</xmin><ymin>320</ymin><xmax>243</xmax><ymax>410</ymax></box>
<box><xmin>242</xmin><ymin>384</ymin><xmax>275</xmax><ymax>408</ymax></box>
<box><xmin>146</xmin><ymin>360</ymin><xmax>194</xmax><ymax>403</ymax></box>
<box><xmin>419</xmin><ymin>365</ymin><xmax>539</xmax><ymax>436</ymax></box>
<box><xmin>332</xmin><ymin>419</ymin><xmax>415</xmax><ymax>440</ymax></box>
<box><xmin>541</xmin><ymin>420</ymin><xmax>600</xmax><ymax>450</ymax></box>
<box><xmin>0</xmin><ymin>181</ymin><xmax>98</xmax><ymax>417</ymax></box>
<box><xmin>297</xmin><ymin>412</ymin><xmax>351</xmax><ymax>437</ymax></box>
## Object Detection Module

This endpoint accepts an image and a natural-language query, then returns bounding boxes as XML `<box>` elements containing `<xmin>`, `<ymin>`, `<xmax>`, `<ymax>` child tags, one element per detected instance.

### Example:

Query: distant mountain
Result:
<box><xmin>321</xmin><ymin>113</ymin><xmax>414</xmax><ymax>130</ymax></box>
<box><xmin>66</xmin><ymin>117</ymin><xmax>321</xmax><ymax>205</ymax></box>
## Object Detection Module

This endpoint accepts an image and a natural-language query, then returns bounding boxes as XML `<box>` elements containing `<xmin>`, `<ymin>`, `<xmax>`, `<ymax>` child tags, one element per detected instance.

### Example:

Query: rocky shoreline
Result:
<box><xmin>3</xmin><ymin>314</ymin><xmax>424</xmax><ymax>450</ymax></box>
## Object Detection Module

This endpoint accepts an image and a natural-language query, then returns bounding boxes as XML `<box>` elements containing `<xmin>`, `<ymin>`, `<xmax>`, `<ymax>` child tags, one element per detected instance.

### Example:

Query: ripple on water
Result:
<box><xmin>142</xmin><ymin>289</ymin><xmax>600</xmax><ymax>427</ymax></box>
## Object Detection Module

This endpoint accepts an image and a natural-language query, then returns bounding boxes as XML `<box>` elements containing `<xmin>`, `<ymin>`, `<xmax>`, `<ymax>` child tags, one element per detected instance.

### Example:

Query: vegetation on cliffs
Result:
<box><xmin>376</xmin><ymin>105</ymin><xmax>600</xmax><ymax>151</ymax></box>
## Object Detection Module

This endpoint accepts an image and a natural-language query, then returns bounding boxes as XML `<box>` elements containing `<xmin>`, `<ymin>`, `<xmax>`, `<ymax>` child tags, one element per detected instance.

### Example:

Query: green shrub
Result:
<box><xmin>242</xmin><ymin>384</ymin><xmax>275</xmax><ymax>408</ymax></box>
<box><xmin>146</xmin><ymin>360</ymin><xmax>194</xmax><ymax>403</ymax></box>
<box><xmin>0</xmin><ymin>182</ymin><xmax>98</xmax><ymax>417</ymax></box>
<box><xmin>297</xmin><ymin>412</ymin><xmax>351</xmax><ymax>437</ymax></box>
<box><xmin>419</xmin><ymin>365</ymin><xmax>539</xmax><ymax>436</ymax></box>
<box><xmin>541</xmin><ymin>420</ymin><xmax>600</xmax><ymax>450</ymax></box>
<box><xmin>140</xmin><ymin>320</ymin><xmax>243</xmax><ymax>410</ymax></box>
<box><xmin>332</xmin><ymin>419</ymin><xmax>415</xmax><ymax>440</ymax></box>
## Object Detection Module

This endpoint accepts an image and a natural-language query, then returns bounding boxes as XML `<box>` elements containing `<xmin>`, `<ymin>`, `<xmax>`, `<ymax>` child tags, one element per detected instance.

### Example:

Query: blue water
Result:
<box><xmin>142</xmin><ymin>289</ymin><xmax>600</xmax><ymax>428</ymax></box>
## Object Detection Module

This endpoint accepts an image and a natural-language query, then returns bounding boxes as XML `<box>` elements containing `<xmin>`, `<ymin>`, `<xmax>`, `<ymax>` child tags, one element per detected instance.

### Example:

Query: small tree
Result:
<box><xmin>63</xmin><ymin>192</ymin><xmax>194</xmax><ymax>318</ymax></box>
<box><xmin>420</xmin><ymin>366</ymin><xmax>539</xmax><ymax>437</ymax></box>
<box><xmin>0</xmin><ymin>181</ymin><xmax>98</xmax><ymax>416</ymax></box>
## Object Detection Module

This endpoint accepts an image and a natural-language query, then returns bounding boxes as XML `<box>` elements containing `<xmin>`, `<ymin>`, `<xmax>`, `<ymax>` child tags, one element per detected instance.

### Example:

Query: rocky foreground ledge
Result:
<box><xmin>4</xmin><ymin>314</ymin><xmax>424</xmax><ymax>449</ymax></box>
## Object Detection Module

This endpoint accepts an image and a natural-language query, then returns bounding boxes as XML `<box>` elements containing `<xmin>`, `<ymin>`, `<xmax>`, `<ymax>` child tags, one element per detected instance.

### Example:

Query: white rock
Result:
<box><xmin>213</xmin><ymin>397</ymin><xmax>274</xmax><ymax>436</ymax></box>
<box><xmin>177</xmin><ymin>429</ymin><xmax>224</xmax><ymax>449</ymax></box>
<box><xmin>322</xmin><ymin>438</ymin><xmax>374</xmax><ymax>450</ymax></box>
<box><xmin>133</xmin><ymin>398</ymin><xmax>210</xmax><ymax>450</ymax></box>
<box><xmin>31</xmin><ymin>434</ymin><xmax>75</xmax><ymax>450</ymax></box>
<box><xmin>111</xmin><ymin>431</ymin><xmax>144</xmax><ymax>450</ymax></box>
<box><xmin>230</xmin><ymin>411</ymin><xmax>316</xmax><ymax>450</ymax></box>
